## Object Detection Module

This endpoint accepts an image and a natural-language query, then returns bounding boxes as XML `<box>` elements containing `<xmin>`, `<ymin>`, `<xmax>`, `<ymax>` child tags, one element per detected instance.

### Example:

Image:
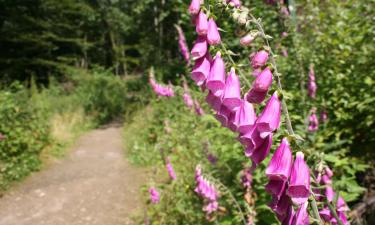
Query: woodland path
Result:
<box><xmin>0</xmin><ymin>125</ymin><xmax>147</xmax><ymax>225</ymax></box>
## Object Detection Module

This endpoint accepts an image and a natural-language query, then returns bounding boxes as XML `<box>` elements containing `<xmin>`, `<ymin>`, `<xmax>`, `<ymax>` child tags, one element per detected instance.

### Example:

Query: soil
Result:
<box><xmin>0</xmin><ymin>126</ymin><xmax>147</xmax><ymax>225</ymax></box>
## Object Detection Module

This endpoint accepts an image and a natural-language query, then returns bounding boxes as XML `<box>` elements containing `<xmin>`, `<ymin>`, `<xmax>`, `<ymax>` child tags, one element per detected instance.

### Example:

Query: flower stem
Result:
<box><xmin>248</xmin><ymin>14</ymin><xmax>295</xmax><ymax>136</ymax></box>
<box><xmin>248</xmin><ymin>12</ymin><xmax>324</xmax><ymax>224</ymax></box>
<box><xmin>212</xmin><ymin>177</ymin><xmax>248</xmax><ymax>225</ymax></box>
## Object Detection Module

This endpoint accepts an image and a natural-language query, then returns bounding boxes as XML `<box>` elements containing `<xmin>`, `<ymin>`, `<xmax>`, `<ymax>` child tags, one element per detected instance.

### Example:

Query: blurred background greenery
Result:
<box><xmin>0</xmin><ymin>0</ymin><xmax>374</xmax><ymax>224</ymax></box>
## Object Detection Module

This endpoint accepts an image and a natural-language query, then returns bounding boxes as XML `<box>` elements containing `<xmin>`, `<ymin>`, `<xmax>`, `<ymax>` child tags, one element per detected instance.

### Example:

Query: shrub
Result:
<box><xmin>0</xmin><ymin>83</ymin><xmax>50</xmax><ymax>188</ymax></box>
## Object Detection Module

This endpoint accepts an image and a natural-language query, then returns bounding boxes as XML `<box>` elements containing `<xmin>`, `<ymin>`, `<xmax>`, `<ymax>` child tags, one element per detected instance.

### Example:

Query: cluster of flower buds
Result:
<box><xmin>265</xmin><ymin>139</ymin><xmax>311</xmax><ymax>224</ymax></box>
<box><xmin>308</xmin><ymin>108</ymin><xmax>319</xmax><ymax>132</ymax></box>
<box><xmin>308</xmin><ymin>64</ymin><xmax>317</xmax><ymax>99</ymax></box>
<box><xmin>175</xmin><ymin>25</ymin><xmax>190</xmax><ymax>65</ymax></box>
<box><xmin>149</xmin><ymin>77</ymin><xmax>175</xmax><ymax>97</ymax></box>
<box><xmin>194</xmin><ymin>165</ymin><xmax>220</xmax><ymax>214</ymax></box>
<box><xmin>166</xmin><ymin>157</ymin><xmax>177</xmax><ymax>180</ymax></box>
<box><xmin>315</xmin><ymin>167</ymin><xmax>349</xmax><ymax>225</ymax></box>
<box><xmin>149</xmin><ymin>187</ymin><xmax>160</xmax><ymax>204</ymax></box>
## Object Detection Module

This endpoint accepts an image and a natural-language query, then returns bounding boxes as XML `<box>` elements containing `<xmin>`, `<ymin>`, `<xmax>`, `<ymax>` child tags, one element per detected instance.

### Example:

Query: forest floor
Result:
<box><xmin>0</xmin><ymin>125</ymin><xmax>147</xmax><ymax>225</ymax></box>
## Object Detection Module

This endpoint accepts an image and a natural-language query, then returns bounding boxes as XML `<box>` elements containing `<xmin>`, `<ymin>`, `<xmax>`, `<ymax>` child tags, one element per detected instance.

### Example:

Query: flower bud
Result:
<box><xmin>240</xmin><ymin>33</ymin><xmax>256</xmax><ymax>46</ymax></box>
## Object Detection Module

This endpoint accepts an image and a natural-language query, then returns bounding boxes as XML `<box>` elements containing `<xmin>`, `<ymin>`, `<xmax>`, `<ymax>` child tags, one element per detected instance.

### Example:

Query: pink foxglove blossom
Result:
<box><xmin>233</xmin><ymin>100</ymin><xmax>256</xmax><ymax>134</ymax></box>
<box><xmin>266</xmin><ymin>138</ymin><xmax>293</xmax><ymax>181</ymax></box>
<box><xmin>176</xmin><ymin>25</ymin><xmax>190</xmax><ymax>64</ymax></box>
<box><xmin>206</xmin><ymin>52</ymin><xmax>226</xmax><ymax>95</ymax></box>
<box><xmin>256</xmin><ymin>92</ymin><xmax>281</xmax><ymax>138</ymax></box>
<box><xmin>149</xmin><ymin>187</ymin><xmax>160</xmax><ymax>204</ymax></box>
<box><xmin>308</xmin><ymin>111</ymin><xmax>319</xmax><ymax>132</ymax></box>
<box><xmin>191</xmin><ymin>53</ymin><xmax>210</xmax><ymax>86</ymax></box>
<box><xmin>191</xmin><ymin>35</ymin><xmax>207</xmax><ymax>60</ymax></box>
<box><xmin>207</xmin><ymin>18</ymin><xmax>221</xmax><ymax>45</ymax></box>
<box><xmin>222</xmin><ymin>68</ymin><xmax>242</xmax><ymax>110</ymax></box>
<box><xmin>196</xmin><ymin>11</ymin><xmax>208</xmax><ymax>35</ymax></box>
<box><xmin>287</xmin><ymin>152</ymin><xmax>311</xmax><ymax>205</ymax></box>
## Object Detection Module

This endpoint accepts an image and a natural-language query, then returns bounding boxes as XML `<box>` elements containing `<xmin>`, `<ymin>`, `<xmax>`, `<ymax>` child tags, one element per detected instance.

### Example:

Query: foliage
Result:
<box><xmin>0</xmin><ymin>83</ymin><xmax>50</xmax><ymax>188</ymax></box>
<box><xmin>125</xmin><ymin>95</ymin><xmax>366</xmax><ymax>224</ymax></box>
<box><xmin>0</xmin><ymin>69</ymin><xmax>143</xmax><ymax>188</ymax></box>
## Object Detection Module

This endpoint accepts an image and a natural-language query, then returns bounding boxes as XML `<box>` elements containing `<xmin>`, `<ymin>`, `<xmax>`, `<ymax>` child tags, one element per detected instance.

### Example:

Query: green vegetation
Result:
<box><xmin>0</xmin><ymin>70</ymin><xmax>142</xmax><ymax>189</ymax></box>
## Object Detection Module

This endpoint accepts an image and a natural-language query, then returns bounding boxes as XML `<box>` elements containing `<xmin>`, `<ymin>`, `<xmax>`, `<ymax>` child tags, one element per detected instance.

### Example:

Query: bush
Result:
<box><xmin>0</xmin><ymin>83</ymin><xmax>50</xmax><ymax>188</ymax></box>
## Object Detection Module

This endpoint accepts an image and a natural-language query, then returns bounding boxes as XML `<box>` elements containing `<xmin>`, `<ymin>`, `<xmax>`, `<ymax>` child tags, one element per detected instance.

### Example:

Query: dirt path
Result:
<box><xmin>0</xmin><ymin>126</ymin><xmax>146</xmax><ymax>225</ymax></box>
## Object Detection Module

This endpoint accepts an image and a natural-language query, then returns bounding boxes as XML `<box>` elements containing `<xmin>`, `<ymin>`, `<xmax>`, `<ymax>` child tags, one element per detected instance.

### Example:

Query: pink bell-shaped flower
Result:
<box><xmin>287</xmin><ymin>152</ymin><xmax>311</xmax><ymax>205</ymax></box>
<box><xmin>234</xmin><ymin>100</ymin><xmax>256</xmax><ymax>134</ymax></box>
<box><xmin>280</xmin><ymin>205</ymin><xmax>295</xmax><ymax>225</ymax></box>
<box><xmin>249</xmin><ymin>133</ymin><xmax>272</xmax><ymax>165</ymax></box>
<box><xmin>250</xmin><ymin>50</ymin><xmax>269</xmax><ymax>68</ymax></box>
<box><xmin>256</xmin><ymin>92</ymin><xmax>281</xmax><ymax>138</ymax></box>
<box><xmin>189</xmin><ymin>0</ymin><xmax>201</xmax><ymax>15</ymax></box>
<box><xmin>215</xmin><ymin>105</ymin><xmax>231</xmax><ymax>127</ymax></box>
<box><xmin>176</xmin><ymin>25</ymin><xmax>190</xmax><ymax>64</ymax></box>
<box><xmin>269</xmin><ymin>190</ymin><xmax>292</xmax><ymax>217</ymax></box>
<box><xmin>253</xmin><ymin>67</ymin><xmax>273</xmax><ymax>92</ymax></box>
<box><xmin>292</xmin><ymin>202</ymin><xmax>309</xmax><ymax>225</ymax></box>
<box><xmin>191</xmin><ymin>35</ymin><xmax>207</xmax><ymax>60</ymax></box>
<box><xmin>222</xmin><ymin>68</ymin><xmax>242</xmax><ymax>110</ymax></box>
<box><xmin>205</xmin><ymin>91</ymin><xmax>222</xmax><ymax>111</ymax></box>
<box><xmin>308</xmin><ymin>111</ymin><xmax>319</xmax><ymax>132</ymax></box>
<box><xmin>245</xmin><ymin>89</ymin><xmax>268</xmax><ymax>104</ymax></box>
<box><xmin>265</xmin><ymin>180</ymin><xmax>287</xmax><ymax>198</ymax></box>
<box><xmin>266</xmin><ymin>138</ymin><xmax>293</xmax><ymax>181</ymax></box>
<box><xmin>239</xmin><ymin>124</ymin><xmax>263</xmax><ymax>150</ymax></box>
<box><xmin>191</xmin><ymin>53</ymin><xmax>210</xmax><ymax>86</ymax></box>
<box><xmin>196</xmin><ymin>11</ymin><xmax>208</xmax><ymax>35</ymax></box>
<box><xmin>207</xmin><ymin>18</ymin><xmax>221</xmax><ymax>46</ymax></box>
<box><xmin>206</xmin><ymin>52</ymin><xmax>226</xmax><ymax>95</ymax></box>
